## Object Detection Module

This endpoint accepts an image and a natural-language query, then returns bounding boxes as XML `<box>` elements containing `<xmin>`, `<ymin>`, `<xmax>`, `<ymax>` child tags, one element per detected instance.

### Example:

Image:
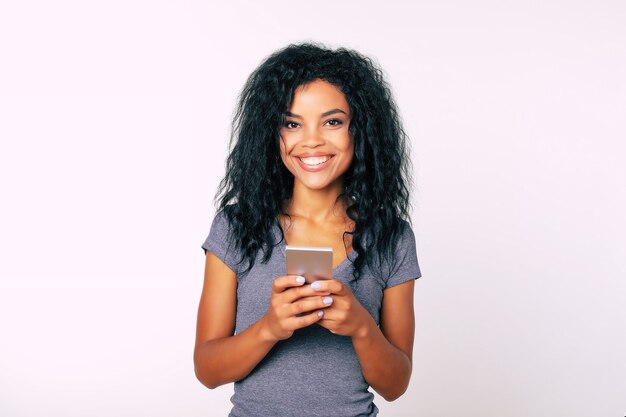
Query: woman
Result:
<box><xmin>194</xmin><ymin>42</ymin><xmax>422</xmax><ymax>417</ymax></box>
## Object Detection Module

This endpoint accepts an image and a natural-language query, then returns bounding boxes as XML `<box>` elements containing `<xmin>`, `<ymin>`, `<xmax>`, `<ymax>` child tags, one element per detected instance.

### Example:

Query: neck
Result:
<box><xmin>284</xmin><ymin>180</ymin><xmax>348</xmax><ymax>224</ymax></box>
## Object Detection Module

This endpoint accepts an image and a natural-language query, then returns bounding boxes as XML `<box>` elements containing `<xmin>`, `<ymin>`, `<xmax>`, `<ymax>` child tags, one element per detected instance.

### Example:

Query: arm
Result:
<box><xmin>312</xmin><ymin>278</ymin><xmax>415</xmax><ymax>401</ymax></box>
<box><xmin>193</xmin><ymin>252</ymin><xmax>331</xmax><ymax>389</ymax></box>
<box><xmin>351</xmin><ymin>279</ymin><xmax>415</xmax><ymax>401</ymax></box>
<box><xmin>193</xmin><ymin>252</ymin><xmax>276</xmax><ymax>389</ymax></box>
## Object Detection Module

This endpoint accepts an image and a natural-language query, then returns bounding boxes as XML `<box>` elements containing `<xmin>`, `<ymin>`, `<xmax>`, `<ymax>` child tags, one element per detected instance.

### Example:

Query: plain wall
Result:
<box><xmin>1</xmin><ymin>1</ymin><xmax>624</xmax><ymax>416</ymax></box>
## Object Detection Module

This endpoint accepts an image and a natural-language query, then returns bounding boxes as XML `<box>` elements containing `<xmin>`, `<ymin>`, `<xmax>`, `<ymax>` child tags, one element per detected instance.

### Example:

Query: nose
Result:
<box><xmin>302</xmin><ymin>126</ymin><xmax>325</xmax><ymax>148</ymax></box>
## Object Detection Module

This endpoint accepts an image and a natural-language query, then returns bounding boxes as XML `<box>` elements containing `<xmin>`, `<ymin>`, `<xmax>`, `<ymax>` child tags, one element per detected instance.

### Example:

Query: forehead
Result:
<box><xmin>288</xmin><ymin>79</ymin><xmax>349</xmax><ymax>113</ymax></box>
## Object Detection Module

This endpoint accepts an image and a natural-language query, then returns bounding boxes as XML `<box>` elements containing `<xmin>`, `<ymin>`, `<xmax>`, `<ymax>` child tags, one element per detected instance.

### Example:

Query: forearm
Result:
<box><xmin>351</xmin><ymin>317</ymin><xmax>412</xmax><ymax>401</ymax></box>
<box><xmin>194</xmin><ymin>315</ymin><xmax>277</xmax><ymax>389</ymax></box>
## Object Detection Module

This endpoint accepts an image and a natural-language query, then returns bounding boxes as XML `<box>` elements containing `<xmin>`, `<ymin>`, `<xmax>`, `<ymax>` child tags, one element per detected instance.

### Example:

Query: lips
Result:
<box><xmin>299</xmin><ymin>155</ymin><xmax>331</xmax><ymax>165</ymax></box>
<box><xmin>295</xmin><ymin>154</ymin><xmax>334</xmax><ymax>172</ymax></box>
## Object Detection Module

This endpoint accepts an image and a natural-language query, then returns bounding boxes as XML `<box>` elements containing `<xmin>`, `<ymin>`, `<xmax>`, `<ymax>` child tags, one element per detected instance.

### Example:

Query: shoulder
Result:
<box><xmin>212</xmin><ymin>208</ymin><xmax>233</xmax><ymax>232</ymax></box>
<box><xmin>201</xmin><ymin>208</ymin><xmax>244</xmax><ymax>274</ymax></box>
<box><xmin>396</xmin><ymin>218</ymin><xmax>416</xmax><ymax>250</ymax></box>
<box><xmin>204</xmin><ymin>209</ymin><xmax>235</xmax><ymax>246</ymax></box>
<box><xmin>382</xmin><ymin>218</ymin><xmax>421</xmax><ymax>289</ymax></box>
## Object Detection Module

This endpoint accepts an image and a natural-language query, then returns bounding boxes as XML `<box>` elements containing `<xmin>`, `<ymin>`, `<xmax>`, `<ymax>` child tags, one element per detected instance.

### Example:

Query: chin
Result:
<box><xmin>297</xmin><ymin>175</ymin><xmax>344</xmax><ymax>191</ymax></box>
<box><xmin>301</xmin><ymin>181</ymin><xmax>331</xmax><ymax>190</ymax></box>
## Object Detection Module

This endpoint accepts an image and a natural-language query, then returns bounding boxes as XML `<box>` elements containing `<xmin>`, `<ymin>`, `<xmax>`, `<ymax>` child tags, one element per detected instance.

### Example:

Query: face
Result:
<box><xmin>279</xmin><ymin>79</ymin><xmax>354</xmax><ymax>192</ymax></box>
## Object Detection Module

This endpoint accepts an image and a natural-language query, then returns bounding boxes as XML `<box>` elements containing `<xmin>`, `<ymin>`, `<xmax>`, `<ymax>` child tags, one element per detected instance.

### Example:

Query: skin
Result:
<box><xmin>194</xmin><ymin>79</ymin><xmax>416</xmax><ymax>402</ymax></box>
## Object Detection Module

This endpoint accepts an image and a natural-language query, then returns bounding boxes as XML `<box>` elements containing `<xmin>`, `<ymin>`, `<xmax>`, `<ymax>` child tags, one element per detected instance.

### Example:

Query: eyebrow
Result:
<box><xmin>284</xmin><ymin>108</ymin><xmax>348</xmax><ymax>119</ymax></box>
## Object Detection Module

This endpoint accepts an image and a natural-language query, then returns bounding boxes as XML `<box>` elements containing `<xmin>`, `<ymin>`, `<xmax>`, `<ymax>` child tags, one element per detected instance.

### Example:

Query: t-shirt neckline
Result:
<box><xmin>274</xmin><ymin>223</ymin><xmax>355</xmax><ymax>272</ymax></box>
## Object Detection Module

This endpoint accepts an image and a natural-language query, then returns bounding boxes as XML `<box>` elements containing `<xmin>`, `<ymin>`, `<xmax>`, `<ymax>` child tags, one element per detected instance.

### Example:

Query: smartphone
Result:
<box><xmin>286</xmin><ymin>245</ymin><xmax>333</xmax><ymax>284</ymax></box>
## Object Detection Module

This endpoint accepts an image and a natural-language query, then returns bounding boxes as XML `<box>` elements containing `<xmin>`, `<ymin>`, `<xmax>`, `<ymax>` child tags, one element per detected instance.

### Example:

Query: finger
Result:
<box><xmin>310</xmin><ymin>279</ymin><xmax>346</xmax><ymax>295</ymax></box>
<box><xmin>272</xmin><ymin>275</ymin><xmax>306</xmax><ymax>294</ymax></box>
<box><xmin>290</xmin><ymin>294</ymin><xmax>324</xmax><ymax>317</ymax></box>
<box><xmin>316</xmin><ymin>307</ymin><xmax>339</xmax><ymax>322</ymax></box>
<box><xmin>316</xmin><ymin>318</ymin><xmax>338</xmax><ymax>334</ymax></box>
<box><xmin>282</xmin><ymin>286</ymin><xmax>332</xmax><ymax>303</ymax></box>
<box><xmin>294</xmin><ymin>295</ymin><xmax>332</xmax><ymax>303</ymax></box>
<box><xmin>289</xmin><ymin>295</ymin><xmax>334</xmax><ymax>316</ymax></box>
<box><xmin>287</xmin><ymin>309</ymin><xmax>325</xmax><ymax>330</ymax></box>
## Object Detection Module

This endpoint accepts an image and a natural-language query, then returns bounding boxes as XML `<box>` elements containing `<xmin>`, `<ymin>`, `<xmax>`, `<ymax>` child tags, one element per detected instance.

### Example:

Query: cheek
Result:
<box><xmin>280</xmin><ymin>135</ymin><xmax>293</xmax><ymax>153</ymax></box>
<box><xmin>343</xmin><ymin>138</ymin><xmax>355</xmax><ymax>163</ymax></box>
<box><xmin>279</xmin><ymin>136</ymin><xmax>294</xmax><ymax>169</ymax></box>
<box><xmin>337</xmin><ymin>130</ymin><xmax>353</xmax><ymax>152</ymax></box>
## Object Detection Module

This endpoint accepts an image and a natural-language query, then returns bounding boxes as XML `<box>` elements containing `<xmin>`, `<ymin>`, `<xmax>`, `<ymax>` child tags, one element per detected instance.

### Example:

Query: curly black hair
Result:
<box><xmin>214</xmin><ymin>42</ymin><xmax>413</xmax><ymax>281</ymax></box>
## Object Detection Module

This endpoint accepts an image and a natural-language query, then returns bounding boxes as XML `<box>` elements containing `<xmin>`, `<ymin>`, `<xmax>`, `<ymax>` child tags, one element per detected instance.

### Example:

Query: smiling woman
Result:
<box><xmin>194</xmin><ymin>43</ymin><xmax>422</xmax><ymax>417</ymax></box>
<box><xmin>280</xmin><ymin>80</ymin><xmax>354</xmax><ymax>191</ymax></box>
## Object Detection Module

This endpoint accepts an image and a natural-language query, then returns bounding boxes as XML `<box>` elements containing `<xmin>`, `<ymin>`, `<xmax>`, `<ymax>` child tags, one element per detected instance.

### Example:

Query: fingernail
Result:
<box><xmin>317</xmin><ymin>310</ymin><xmax>324</xmax><ymax>318</ymax></box>
<box><xmin>296</xmin><ymin>276</ymin><xmax>305</xmax><ymax>284</ymax></box>
<box><xmin>323</xmin><ymin>297</ymin><xmax>333</xmax><ymax>305</ymax></box>
<box><xmin>311</xmin><ymin>281</ymin><xmax>321</xmax><ymax>290</ymax></box>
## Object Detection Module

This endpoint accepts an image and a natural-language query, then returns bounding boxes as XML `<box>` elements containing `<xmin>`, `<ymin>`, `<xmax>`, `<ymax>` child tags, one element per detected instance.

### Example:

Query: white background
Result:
<box><xmin>1</xmin><ymin>1</ymin><xmax>625</xmax><ymax>416</ymax></box>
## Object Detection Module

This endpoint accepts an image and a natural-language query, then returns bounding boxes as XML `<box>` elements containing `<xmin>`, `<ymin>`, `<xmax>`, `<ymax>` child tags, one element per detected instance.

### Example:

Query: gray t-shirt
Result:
<box><xmin>201</xmin><ymin>211</ymin><xmax>422</xmax><ymax>417</ymax></box>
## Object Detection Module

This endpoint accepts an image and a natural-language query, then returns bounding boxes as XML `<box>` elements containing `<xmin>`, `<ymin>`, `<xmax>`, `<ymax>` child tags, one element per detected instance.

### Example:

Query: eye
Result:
<box><xmin>283</xmin><ymin>121</ymin><xmax>299</xmax><ymax>129</ymax></box>
<box><xmin>325</xmin><ymin>119</ymin><xmax>343</xmax><ymax>127</ymax></box>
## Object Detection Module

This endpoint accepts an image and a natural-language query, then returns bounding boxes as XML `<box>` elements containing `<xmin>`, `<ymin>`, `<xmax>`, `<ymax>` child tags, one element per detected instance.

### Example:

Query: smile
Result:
<box><xmin>295</xmin><ymin>155</ymin><xmax>334</xmax><ymax>172</ymax></box>
<box><xmin>298</xmin><ymin>156</ymin><xmax>332</xmax><ymax>166</ymax></box>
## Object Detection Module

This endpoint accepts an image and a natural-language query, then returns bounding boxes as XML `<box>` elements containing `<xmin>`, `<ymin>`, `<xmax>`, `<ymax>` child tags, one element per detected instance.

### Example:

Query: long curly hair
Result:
<box><xmin>215</xmin><ymin>42</ymin><xmax>413</xmax><ymax>280</ymax></box>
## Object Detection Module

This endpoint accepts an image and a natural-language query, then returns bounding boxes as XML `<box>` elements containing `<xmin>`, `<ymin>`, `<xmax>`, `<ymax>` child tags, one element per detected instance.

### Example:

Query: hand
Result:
<box><xmin>310</xmin><ymin>279</ymin><xmax>373</xmax><ymax>339</ymax></box>
<box><xmin>261</xmin><ymin>275</ymin><xmax>332</xmax><ymax>342</ymax></box>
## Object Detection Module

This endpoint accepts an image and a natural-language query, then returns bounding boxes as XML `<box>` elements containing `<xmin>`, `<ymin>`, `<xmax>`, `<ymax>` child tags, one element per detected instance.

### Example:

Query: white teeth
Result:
<box><xmin>299</xmin><ymin>156</ymin><xmax>331</xmax><ymax>166</ymax></box>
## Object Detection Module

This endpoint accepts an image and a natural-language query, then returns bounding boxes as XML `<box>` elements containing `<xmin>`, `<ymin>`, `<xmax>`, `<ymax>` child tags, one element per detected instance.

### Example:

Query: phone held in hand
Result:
<box><xmin>286</xmin><ymin>245</ymin><xmax>333</xmax><ymax>284</ymax></box>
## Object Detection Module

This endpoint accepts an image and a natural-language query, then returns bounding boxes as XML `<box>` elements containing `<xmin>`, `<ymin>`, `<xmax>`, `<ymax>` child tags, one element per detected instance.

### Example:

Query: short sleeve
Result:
<box><xmin>201</xmin><ymin>211</ymin><xmax>242</xmax><ymax>274</ymax></box>
<box><xmin>383</xmin><ymin>221</ymin><xmax>422</xmax><ymax>289</ymax></box>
